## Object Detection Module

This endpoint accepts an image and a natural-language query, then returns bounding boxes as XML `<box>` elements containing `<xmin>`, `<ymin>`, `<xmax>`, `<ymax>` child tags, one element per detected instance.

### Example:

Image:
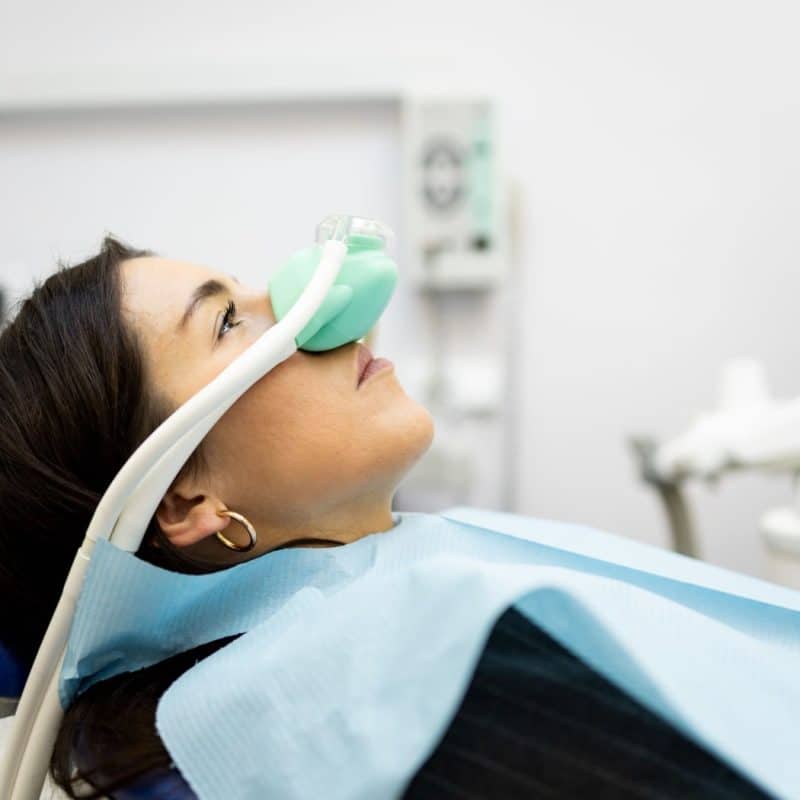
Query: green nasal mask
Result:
<box><xmin>268</xmin><ymin>226</ymin><xmax>398</xmax><ymax>352</ymax></box>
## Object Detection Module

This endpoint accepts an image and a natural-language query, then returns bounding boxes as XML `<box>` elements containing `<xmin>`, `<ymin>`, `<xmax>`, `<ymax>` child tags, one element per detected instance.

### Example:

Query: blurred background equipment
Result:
<box><xmin>403</xmin><ymin>99</ymin><xmax>504</xmax><ymax>290</ymax></box>
<box><xmin>633</xmin><ymin>359</ymin><xmax>800</xmax><ymax>588</ymax></box>
<box><xmin>395</xmin><ymin>97</ymin><xmax>518</xmax><ymax>511</ymax></box>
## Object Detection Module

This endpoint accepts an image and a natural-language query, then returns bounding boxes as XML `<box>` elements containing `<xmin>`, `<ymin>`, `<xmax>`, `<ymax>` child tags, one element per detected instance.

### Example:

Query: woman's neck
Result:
<box><xmin>258</xmin><ymin>491</ymin><xmax>396</xmax><ymax>550</ymax></box>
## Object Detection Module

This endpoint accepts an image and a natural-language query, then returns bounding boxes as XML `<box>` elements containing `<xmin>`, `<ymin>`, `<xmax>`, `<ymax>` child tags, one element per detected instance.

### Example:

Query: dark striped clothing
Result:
<box><xmin>115</xmin><ymin>607</ymin><xmax>769</xmax><ymax>799</ymax></box>
<box><xmin>403</xmin><ymin>607</ymin><xmax>769</xmax><ymax>799</ymax></box>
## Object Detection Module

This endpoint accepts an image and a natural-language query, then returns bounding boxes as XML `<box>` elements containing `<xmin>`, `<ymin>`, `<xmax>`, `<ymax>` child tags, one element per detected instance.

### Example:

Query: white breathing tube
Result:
<box><xmin>0</xmin><ymin>218</ymin><xmax>352</xmax><ymax>800</ymax></box>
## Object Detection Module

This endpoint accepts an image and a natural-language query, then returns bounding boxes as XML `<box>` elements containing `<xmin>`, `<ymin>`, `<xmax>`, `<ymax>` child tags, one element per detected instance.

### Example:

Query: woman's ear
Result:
<box><xmin>156</xmin><ymin>476</ymin><xmax>229</xmax><ymax>549</ymax></box>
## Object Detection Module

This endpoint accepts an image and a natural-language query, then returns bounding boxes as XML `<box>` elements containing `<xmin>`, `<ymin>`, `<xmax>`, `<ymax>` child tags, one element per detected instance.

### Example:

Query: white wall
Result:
<box><xmin>0</xmin><ymin>103</ymin><xmax>400</xmax><ymax>287</ymax></box>
<box><xmin>2</xmin><ymin>0</ymin><xmax>800</xmax><ymax>577</ymax></box>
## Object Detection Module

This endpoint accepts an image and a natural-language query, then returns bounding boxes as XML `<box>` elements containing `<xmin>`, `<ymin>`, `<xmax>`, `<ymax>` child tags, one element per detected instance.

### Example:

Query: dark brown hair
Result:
<box><xmin>0</xmin><ymin>238</ymin><xmax>211</xmax><ymax>797</ymax></box>
<box><xmin>1</xmin><ymin>238</ymin><xmax>344</xmax><ymax>798</ymax></box>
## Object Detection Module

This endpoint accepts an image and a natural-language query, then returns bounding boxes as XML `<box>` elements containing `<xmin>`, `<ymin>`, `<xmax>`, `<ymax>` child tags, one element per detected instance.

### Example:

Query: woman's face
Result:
<box><xmin>121</xmin><ymin>255</ymin><xmax>433</xmax><ymax>563</ymax></box>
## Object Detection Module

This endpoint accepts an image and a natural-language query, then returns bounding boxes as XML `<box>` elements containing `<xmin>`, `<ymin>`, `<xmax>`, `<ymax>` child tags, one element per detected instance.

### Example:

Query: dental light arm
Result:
<box><xmin>1</xmin><ymin>214</ymin><xmax>397</xmax><ymax>800</ymax></box>
<box><xmin>633</xmin><ymin>359</ymin><xmax>800</xmax><ymax>558</ymax></box>
<box><xmin>654</xmin><ymin>360</ymin><xmax>800</xmax><ymax>481</ymax></box>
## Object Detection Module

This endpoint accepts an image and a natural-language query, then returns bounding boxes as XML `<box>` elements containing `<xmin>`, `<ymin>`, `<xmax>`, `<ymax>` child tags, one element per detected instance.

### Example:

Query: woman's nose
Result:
<box><xmin>238</xmin><ymin>288</ymin><xmax>277</xmax><ymax>335</ymax></box>
<box><xmin>261</xmin><ymin>291</ymin><xmax>277</xmax><ymax>326</ymax></box>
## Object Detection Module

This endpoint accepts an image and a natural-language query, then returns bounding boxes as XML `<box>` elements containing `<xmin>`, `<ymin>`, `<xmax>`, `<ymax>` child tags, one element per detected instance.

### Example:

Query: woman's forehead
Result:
<box><xmin>120</xmin><ymin>256</ymin><xmax>225</xmax><ymax>348</ymax></box>
<box><xmin>121</xmin><ymin>257</ymin><xmax>218</xmax><ymax>316</ymax></box>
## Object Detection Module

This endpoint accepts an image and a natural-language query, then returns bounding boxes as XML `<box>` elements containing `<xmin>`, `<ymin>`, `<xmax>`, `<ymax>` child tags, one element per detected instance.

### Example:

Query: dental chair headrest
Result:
<box><xmin>0</xmin><ymin>641</ymin><xmax>26</xmax><ymax>704</ymax></box>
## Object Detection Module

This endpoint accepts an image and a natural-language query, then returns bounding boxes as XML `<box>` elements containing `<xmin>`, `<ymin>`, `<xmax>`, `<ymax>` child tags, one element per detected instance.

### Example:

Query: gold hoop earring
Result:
<box><xmin>215</xmin><ymin>510</ymin><xmax>257</xmax><ymax>553</ymax></box>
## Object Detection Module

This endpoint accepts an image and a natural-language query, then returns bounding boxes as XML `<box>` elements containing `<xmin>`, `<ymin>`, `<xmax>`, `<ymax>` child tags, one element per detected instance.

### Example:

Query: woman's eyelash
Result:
<box><xmin>218</xmin><ymin>300</ymin><xmax>241</xmax><ymax>340</ymax></box>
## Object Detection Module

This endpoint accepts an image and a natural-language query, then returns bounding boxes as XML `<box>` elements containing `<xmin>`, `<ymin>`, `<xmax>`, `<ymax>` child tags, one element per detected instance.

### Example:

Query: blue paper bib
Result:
<box><xmin>62</xmin><ymin>510</ymin><xmax>800</xmax><ymax>799</ymax></box>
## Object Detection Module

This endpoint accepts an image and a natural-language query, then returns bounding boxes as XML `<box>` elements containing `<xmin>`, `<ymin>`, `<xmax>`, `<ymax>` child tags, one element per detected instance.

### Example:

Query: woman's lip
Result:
<box><xmin>356</xmin><ymin>342</ymin><xmax>373</xmax><ymax>385</ymax></box>
<box><xmin>358</xmin><ymin>357</ymin><xmax>393</xmax><ymax>387</ymax></box>
<box><xmin>355</xmin><ymin>343</ymin><xmax>393</xmax><ymax>388</ymax></box>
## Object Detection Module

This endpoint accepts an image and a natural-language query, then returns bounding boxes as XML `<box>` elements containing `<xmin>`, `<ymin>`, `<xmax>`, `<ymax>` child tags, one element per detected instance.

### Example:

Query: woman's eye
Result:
<box><xmin>217</xmin><ymin>300</ymin><xmax>241</xmax><ymax>340</ymax></box>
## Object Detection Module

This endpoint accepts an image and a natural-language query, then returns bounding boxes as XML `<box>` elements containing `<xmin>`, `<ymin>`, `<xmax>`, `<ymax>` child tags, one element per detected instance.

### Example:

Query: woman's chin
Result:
<box><xmin>388</xmin><ymin>398</ymin><xmax>435</xmax><ymax>471</ymax></box>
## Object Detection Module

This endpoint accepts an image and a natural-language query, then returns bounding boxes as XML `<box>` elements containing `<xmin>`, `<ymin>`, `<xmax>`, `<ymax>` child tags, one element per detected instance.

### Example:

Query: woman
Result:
<box><xmin>0</xmin><ymin>238</ymin><xmax>768</xmax><ymax>798</ymax></box>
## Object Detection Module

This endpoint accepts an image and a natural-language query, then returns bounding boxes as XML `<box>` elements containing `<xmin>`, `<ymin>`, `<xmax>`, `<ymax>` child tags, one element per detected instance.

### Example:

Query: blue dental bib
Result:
<box><xmin>61</xmin><ymin>509</ymin><xmax>800</xmax><ymax>799</ymax></box>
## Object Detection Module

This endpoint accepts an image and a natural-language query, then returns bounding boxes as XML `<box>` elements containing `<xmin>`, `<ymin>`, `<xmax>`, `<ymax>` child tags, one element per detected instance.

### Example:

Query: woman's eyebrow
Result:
<box><xmin>178</xmin><ymin>279</ymin><xmax>227</xmax><ymax>330</ymax></box>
